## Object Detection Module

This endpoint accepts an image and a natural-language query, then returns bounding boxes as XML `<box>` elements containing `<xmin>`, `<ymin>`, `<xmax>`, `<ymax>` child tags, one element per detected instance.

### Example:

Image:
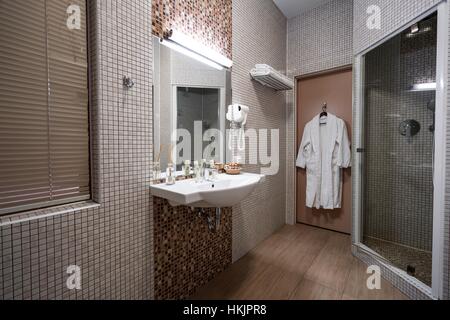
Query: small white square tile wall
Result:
<box><xmin>231</xmin><ymin>0</ymin><xmax>287</xmax><ymax>261</ymax></box>
<box><xmin>0</xmin><ymin>0</ymin><xmax>154</xmax><ymax>300</ymax></box>
<box><xmin>353</xmin><ymin>0</ymin><xmax>441</xmax><ymax>55</ymax></box>
<box><xmin>287</xmin><ymin>0</ymin><xmax>354</xmax><ymax>77</ymax></box>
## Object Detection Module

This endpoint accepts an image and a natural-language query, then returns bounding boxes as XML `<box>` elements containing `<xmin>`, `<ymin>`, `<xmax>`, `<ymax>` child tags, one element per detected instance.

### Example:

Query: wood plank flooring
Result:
<box><xmin>192</xmin><ymin>224</ymin><xmax>409</xmax><ymax>300</ymax></box>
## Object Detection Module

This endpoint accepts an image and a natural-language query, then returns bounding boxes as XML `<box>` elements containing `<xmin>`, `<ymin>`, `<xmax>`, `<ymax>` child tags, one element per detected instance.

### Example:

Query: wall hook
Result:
<box><xmin>123</xmin><ymin>76</ymin><xmax>135</xmax><ymax>89</ymax></box>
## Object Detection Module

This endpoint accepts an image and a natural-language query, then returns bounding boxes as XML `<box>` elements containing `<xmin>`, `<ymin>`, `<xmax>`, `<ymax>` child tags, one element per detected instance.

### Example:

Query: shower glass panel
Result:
<box><xmin>362</xmin><ymin>13</ymin><xmax>437</xmax><ymax>287</ymax></box>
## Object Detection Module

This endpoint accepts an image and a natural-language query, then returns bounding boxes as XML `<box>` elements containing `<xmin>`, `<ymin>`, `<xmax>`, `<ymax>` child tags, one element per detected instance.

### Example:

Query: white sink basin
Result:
<box><xmin>150</xmin><ymin>172</ymin><xmax>264</xmax><ymax>208</ymax></box>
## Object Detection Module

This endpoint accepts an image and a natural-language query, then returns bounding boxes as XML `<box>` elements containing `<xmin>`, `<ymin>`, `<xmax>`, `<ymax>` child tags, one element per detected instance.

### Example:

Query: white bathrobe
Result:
<box><xmin>296</xmin><ymin>113</ymin><xmax>351</xmax><ymax>210</ymax></box>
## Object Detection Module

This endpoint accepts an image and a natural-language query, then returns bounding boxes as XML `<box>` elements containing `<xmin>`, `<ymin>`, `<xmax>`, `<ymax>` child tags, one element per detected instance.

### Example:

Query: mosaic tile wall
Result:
<box><xmin>363</xmin><ymin>15</ymin><xmax>436</xmax><ymax>253</ymax></box>
<box><xmin>151</xmin><ymin>0</ymin><xmax>232</xmax><ymax>59</ymax></box>
<box><xmin>285</xmin><ymin>0</ymin><xmax>354</xmax><ymax>225</ymax></box>
<box><xmin>231</xmin><ymin>0</ymin><xmax>287</xmax><ymax>261</ymax></box>
<box><xmin>352</xmin><ymin>0</ymin><xmax>450</xmax><ymax>300</ymax></box>
<box><xmin>153</xmin><ymin>197</ymin><xmax>232</xmax><ymax>300</ymax></box>
<box><xmin>0</xmin><ymin>0</ymin><xmax>154</xmax><ymax>300</ymax></box>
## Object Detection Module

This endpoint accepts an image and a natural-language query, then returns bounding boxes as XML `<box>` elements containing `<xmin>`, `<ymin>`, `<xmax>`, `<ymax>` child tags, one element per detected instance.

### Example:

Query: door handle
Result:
<box><xmin>356</xmin><ymin>148</ymin><xmax>366</xmax><ymax>153</ymax></box>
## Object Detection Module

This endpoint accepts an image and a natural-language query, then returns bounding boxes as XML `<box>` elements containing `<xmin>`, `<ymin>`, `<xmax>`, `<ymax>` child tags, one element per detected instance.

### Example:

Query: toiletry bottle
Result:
<box><xmin>194</xmin><ymin>161</ymin><xmax>201</xmax><ymax>182</ymax></box>
<box><xmin>183</xmin><ymin>160</ymin><xmax>191</xmax><ymax>178</ymax></box>
<box><xmin>151</xmin><ymin>161</ymin><xmax>161</xmax><ymax>183</ymax></box>
<box><xmin>166</xmin><ymin>163</ymin><xmax>176</xmax><ymax>185</ymax></box>
<box><xmin>200</xmin><ymin>159</ymin><xmax>206</xmax><ymax>181</ymax></box>
<box><xmin>209</xmin><ymin>160</ymin><xmax>217</xmax><ymax>180</ymax></box>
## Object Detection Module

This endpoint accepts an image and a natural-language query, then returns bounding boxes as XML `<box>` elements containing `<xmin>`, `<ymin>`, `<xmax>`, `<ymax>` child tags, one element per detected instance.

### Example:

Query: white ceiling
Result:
<box><xmin>273</xmin><ymin>0</ymin><xmax>331</xmax><ymax>19</ymax></box>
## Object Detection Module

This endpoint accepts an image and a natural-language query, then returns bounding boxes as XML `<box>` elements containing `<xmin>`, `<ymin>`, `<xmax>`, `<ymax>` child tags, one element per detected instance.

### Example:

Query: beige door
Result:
<box><xmin>296</xmin><ymin>68</ymin><xmax>353</xmax><ymax>234</ymax></box>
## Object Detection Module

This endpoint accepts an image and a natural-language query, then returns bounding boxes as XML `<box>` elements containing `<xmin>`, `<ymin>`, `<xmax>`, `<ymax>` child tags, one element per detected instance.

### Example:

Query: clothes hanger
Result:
<box><xmin>320</xmin><ymin>103</ymin><xmax>328</xmax><ymax>118</ymax></box>
<box><xmin>319</xmin><ymin>103</ymin><xmax>328</xmax><ymax>125</ymax></box>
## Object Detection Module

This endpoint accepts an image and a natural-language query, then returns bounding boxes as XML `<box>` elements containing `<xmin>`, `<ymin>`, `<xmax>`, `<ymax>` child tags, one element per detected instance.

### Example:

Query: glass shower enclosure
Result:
<box><xmin>355</xmin><ymin>6</ymin><xmax>446</xmax><ymax>300</ymax></box>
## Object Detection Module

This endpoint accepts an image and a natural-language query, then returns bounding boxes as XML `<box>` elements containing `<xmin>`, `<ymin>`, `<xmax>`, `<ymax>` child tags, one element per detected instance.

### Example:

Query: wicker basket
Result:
<box><xmin>225</xmin><ymin>163</ymin><xmax>242</xmax><ymax>175</ymax></box>
<box><xmin>225</xmin><ymin>168</ymin><xmax>241</xmax><ymax>175</ymax></box>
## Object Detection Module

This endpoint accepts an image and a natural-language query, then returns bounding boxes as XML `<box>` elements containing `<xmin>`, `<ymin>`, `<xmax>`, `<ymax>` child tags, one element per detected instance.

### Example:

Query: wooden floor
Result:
<box><xmin>192</xmin><ymin>224</ymin><xmax>409</xmax><ymax>300</ymax></box>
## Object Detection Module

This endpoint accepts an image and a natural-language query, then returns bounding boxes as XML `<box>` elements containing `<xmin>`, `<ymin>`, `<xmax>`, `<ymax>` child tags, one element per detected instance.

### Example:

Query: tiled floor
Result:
<box><xmin>192</xmin><ymin>224</ymin><xmax>409</xmax><ymax>300</ymax></box>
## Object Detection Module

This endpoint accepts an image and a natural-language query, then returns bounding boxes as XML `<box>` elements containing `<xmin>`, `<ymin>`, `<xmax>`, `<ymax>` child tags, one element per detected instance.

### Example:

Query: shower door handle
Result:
<box><xmin>356</xmin><ymin>148</ymin><xmax>366</xmax><ymax>153</ymax></box>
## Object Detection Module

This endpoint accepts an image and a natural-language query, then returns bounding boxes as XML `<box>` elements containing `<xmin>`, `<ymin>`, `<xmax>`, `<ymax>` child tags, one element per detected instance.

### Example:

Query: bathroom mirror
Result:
<box><xmin>152</xmin><ymin>36</ymin><xmax>232</xmax><ymax>171</ymax></box>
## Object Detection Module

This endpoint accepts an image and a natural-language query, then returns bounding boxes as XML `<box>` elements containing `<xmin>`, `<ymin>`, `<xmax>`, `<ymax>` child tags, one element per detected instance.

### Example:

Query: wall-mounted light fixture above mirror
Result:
<box><xmin>160</xmin><ymin>30</ymin><xmax>233</xmax><ymax>71</ymax></box>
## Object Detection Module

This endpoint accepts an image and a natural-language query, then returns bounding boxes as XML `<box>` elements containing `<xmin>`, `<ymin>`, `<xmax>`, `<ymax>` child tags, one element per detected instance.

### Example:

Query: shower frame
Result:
<box><xmin>353</xmin><ymin>2</ymin><xmax>448</xmax><ymax>300</ymax></box>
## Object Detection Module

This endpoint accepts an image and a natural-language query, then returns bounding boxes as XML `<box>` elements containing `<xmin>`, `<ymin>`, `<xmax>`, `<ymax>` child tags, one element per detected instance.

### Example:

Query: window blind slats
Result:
<box><xmin>1</xmin><ymin>187</ymin><xmax>52</xmax><ymax>198</ymax></box>
<box><xmin>0</xmin><ymin>0</ymin><xmax>90</xmax><ymax>215</ymax></box>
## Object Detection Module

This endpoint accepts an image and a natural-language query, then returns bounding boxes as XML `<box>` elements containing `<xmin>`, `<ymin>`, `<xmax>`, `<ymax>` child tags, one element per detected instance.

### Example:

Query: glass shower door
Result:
<box><xmin>361</xmin><ymin>13</ymin><xmax>437</xmax><ymax>287</ymax></box>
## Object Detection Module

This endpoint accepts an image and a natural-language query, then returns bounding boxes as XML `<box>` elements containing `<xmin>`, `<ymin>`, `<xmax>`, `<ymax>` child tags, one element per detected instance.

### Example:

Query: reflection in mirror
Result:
<box><xmin>177</xmin><ymin>87</ymin><xmax>221</xmax><ymax>169</ymax></box>
<box><xmin>153</xmin><ymin>36</ymin><xmax>231</xmax><ymax>172</ymax></box>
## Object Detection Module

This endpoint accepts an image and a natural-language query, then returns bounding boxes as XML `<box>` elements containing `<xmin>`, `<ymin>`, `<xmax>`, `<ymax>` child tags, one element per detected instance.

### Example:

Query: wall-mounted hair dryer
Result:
<box><xmin>227</xmin><ymin>104</ymin><xmax>250</xmax><ymax>161</ymax></box>
<box><xmin>226</xmin><ymin>104</ymin><xmax>249</xmax><ymax>125</ymax></box>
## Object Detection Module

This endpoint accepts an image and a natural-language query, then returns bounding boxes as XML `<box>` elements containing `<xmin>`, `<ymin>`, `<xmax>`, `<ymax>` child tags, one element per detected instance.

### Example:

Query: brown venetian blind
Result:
<box><xmin>0</xmin><ymin>0</ymin><xmax>90</xmax><ymax>215</ymax></box>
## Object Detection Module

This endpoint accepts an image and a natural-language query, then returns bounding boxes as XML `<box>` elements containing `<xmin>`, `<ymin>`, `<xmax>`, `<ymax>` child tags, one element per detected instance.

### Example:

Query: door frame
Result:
<box><xmin>294</xmin><ymin>65</ymin><xmax>353</xmax><ymax>228</ymax></box>
<box><xmin>353</xmin><ymin>2</ymin><xmax>448</xmax><ymax>300</ymax></box>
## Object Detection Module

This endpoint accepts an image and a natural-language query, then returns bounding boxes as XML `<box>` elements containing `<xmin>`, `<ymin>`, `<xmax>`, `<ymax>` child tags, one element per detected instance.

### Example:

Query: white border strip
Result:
<box><xmin>432</xmin><ymin>0</ymin><xmax>448</xmax><ymax>300</ymax></box>
<box><xmin>0</xmin><ymin>202</ymin><xmax>100</xmax><ymax>227</ymax></box>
